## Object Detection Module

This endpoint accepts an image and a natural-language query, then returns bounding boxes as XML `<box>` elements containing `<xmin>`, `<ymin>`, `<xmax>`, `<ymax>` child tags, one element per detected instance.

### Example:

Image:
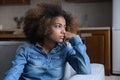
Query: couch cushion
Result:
<box><xmin>63</xmin><ymin>63</ymin><xmax>105</xmax><ymax>80</ymax></box>
<box><xmin>69</xmin><ymin>63</ymin><xmax>105</xmax><ymax>80</ymax></box>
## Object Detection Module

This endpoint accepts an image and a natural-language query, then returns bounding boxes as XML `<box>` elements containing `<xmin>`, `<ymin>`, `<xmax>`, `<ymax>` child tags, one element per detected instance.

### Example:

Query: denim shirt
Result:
<box><xmin>4</xmin><ymin>35</ymin><xmax>91</xmax><ymax>80</ymax></box>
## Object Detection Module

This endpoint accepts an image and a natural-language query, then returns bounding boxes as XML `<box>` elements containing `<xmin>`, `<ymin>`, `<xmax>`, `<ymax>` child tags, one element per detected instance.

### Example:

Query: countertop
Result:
<box><xmin>0</xmin><ymin>29</ymin><xmax>25</xmax><ymax>39</ymax></box>
<box><xmin>0</xmin><ymin>27</ymin><xmax>110</xmax><ymax>39</ymax></box>
<box><xmin>79</xmin><ymin>27</ymin><xmax>110</xmax><ymax>30</ymax></box>
<box><xmin>0</xmin><ymin>34</ymin><xmax>25</xmax><ymax>38</ymax></box>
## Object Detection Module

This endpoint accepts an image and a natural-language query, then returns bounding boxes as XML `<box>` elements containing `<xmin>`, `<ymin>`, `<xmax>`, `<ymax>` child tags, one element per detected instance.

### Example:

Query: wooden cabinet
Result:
<box><xmin>0</xmin><ymin>31</ymin><xmax>25</xmax><ymax>41</ymax></box>
<box><xmin>0</xmin><ymin>0</ymin><xmax>30</xmax><ymax>5</ymax></box>
<box><xmin>65</xmin><ymin>0</ymin><xmax>112</xmax><ymax>3</ymax></box>
<box><xmin>77</xmin><ymin>29</ymin><xmax>111</xmax><ymax>75</ymax></box>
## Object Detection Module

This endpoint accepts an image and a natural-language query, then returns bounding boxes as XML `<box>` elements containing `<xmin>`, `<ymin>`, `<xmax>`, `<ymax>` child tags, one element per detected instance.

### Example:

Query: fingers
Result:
<box><xmin>64</xmin><ymin>32</ymin><xmax>76</xmax><ymax>41</ymax></box>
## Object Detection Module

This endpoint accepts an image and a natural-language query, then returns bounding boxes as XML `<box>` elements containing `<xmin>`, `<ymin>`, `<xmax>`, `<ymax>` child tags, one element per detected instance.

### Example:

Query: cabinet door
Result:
<box><xmin>78</xmin><ymin>30</ymin><xmax>111</xmax><ymax>75</ymax></box>
<box><xmin>0</xmin><ymin>0</ymin><xmax>30</xmax><ymax>5</ymax></box>
<box><xmin>84</xmin><ymin>35</ymin><xmax>105</xmax><ymax>64</ymax></box>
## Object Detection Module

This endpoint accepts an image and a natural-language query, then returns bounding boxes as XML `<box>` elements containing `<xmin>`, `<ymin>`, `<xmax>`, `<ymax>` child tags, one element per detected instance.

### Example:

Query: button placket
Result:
<box><xmin>46</xmin><ymin>55</ymin><xmax>51</xmax><ymax>68</ymax></box>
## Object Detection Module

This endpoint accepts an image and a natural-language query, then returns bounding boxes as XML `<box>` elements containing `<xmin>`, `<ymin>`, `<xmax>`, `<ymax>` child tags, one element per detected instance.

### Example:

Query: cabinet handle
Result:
<box><xmin>80</xmin><ymin>33</ymin><xmax>92</xmax><ymax>38</ymax></box>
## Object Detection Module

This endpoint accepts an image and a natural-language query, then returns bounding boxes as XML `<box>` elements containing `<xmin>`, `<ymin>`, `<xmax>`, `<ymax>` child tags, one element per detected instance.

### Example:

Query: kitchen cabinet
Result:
<box><xmin>77</xmin><ymin>29</ymin><xmax>111</xmax><ymax>75</ymax></box>
<box><xmin>0</xmin><ymin>0</ymin><xmax>30</xmax><ymax>5</ymax></box>
<box><xmin>65</xmin><ymin>0</ymin><xmax>112</xmax><ymax>3</ymax></box>
<box><xmin>0</xmin><ymin>31</ymin><xmax>25</xmax><ymax>41</ymax></box>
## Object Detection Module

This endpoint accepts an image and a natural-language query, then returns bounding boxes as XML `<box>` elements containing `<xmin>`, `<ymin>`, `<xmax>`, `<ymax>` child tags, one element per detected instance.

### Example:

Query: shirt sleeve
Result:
<box><xmin>67</xmin><ymin>35</ymin><xmax>91</xmax><ymax>74</ymax></box>
<box><xmin>4</xmin><ymin>46</ymin><xmax>27</xmax><ymax>80</ymax></box>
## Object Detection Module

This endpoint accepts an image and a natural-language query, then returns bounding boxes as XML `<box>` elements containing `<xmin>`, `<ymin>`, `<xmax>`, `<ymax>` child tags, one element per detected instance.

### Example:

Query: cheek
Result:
<box><xmin>49</xmin><ymin>31</ymin><xmax>60</xmax><ymax>40</ymax></box>
<box><xmin>50</xmin><ymin>32</ymin><xmax>58</xmax><ymax>38</ymax></box>
<box><xmin>50</xmin><ymin>29</ymin><xmax>60</xmax><ymax>36</ymax></box>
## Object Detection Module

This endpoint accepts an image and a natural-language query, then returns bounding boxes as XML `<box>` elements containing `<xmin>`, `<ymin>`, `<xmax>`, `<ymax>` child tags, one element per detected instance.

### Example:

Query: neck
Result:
<box><xmin>41</xmin><ymin>39</ymin><xmax>57</xmax><ymax>54</ymax></box>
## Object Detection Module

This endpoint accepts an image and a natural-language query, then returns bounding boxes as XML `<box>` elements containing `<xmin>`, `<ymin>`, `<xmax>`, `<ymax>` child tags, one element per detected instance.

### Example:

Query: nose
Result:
<box><xmin>61</xmin><ymin>27</ymin><xmax>66</xmax><ymax>34</ymax></box>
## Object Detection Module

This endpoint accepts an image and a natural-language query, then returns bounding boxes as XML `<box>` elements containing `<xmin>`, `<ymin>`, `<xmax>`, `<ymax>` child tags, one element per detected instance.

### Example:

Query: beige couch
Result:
<box><xmin>63</xmin><ymin>63</ymin><xmax>105</xmax><ymax>80</ymax></box>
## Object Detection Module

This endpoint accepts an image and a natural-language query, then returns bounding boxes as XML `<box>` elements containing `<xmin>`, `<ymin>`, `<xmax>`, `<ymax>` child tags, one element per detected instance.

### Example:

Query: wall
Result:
<box><xmin>0</xmin><ymin>0</ymin><xmax>112</xmax><ymax>30</ymax></box>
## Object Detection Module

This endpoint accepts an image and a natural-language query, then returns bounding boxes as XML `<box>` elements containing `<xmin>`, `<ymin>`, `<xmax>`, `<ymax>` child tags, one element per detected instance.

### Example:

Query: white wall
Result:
<box><xmin>0</xmin><ymin>0</ymin><xmax>112</xmax><ymax>30</ymax></box>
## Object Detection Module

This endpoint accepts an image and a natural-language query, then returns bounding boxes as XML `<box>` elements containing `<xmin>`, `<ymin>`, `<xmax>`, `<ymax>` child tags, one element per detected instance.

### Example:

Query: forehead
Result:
<box><xmin>51</xmin><ymin>16</ymin><xmax>66</xmax><ymax>24</ymax></box>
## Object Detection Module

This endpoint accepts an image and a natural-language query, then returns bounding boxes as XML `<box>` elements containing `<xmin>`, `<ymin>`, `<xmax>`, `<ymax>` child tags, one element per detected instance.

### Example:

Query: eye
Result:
<box><xmin>56</xmin><ymin>24</ymin><xmax>62</xmax><ymax>28</ymax></box>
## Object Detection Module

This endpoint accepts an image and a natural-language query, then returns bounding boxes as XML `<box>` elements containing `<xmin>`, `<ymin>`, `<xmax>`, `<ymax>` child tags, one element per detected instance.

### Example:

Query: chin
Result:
<box><xmin>58</xmin><ymin>41</ymin><xmax>63</xmax><ymax>43</ymax></box>
<box><xmin>58</xmin><ymin>40</ymin><xmax>64</xmax><ymax>43</ymax></box>
<box><xmin>56</xmin><ymin>39</ymin><xmax>64</xmax><ymax>43</ymax></box>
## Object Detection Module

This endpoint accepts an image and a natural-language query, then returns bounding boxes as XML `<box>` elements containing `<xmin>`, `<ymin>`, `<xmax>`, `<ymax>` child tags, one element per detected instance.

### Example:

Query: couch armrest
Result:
<box><xmin>64</xmin><ymin>63</ymin><xmax>105</xmax><ymax>80</ymax></box>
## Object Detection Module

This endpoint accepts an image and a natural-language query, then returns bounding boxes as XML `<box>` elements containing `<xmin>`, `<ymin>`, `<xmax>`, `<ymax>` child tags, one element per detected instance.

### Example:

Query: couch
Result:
<box><xmin>63</xmin><ymin>63</ymin><xmax>105</xmax><ymax>80</ymax></box>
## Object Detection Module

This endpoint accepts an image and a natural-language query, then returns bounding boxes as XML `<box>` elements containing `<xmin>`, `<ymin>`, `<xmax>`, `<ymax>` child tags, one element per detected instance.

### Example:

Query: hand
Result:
<box><xmin>64</xmin><ymin>31</ymin><xmax>76</xmax><ymax>41</ymax></box>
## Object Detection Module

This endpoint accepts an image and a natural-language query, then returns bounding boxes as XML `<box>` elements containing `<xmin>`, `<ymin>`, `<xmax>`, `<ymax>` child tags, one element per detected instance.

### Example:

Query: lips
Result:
<box><xmin>60</xmin><ymin>36</ymin><xmax>64</xmax><ymax>38</ymax></box>
<box><xmin>60</xmin><ymin>35</ymin><xmax>65</xmax><ymax>39</ymax></box>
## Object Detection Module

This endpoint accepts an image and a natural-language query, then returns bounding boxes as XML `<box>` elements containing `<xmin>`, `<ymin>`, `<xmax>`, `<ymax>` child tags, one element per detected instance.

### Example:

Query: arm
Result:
<box><xmin>65</xmin><ymin>32</ymin><xmax>91</xmax><ymax>74</ymax></box>
<box><xmin>4</xmin><ymin>46</ymin><xmax>27</xmax><ymax>80</ymax></box>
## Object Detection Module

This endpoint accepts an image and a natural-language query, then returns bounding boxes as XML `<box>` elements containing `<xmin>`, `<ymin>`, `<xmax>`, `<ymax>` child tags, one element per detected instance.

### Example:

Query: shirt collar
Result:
<box><xmin>35</xmin><ymin>42</ymin><xmax>65</xmax><ymax>51</ymax></box>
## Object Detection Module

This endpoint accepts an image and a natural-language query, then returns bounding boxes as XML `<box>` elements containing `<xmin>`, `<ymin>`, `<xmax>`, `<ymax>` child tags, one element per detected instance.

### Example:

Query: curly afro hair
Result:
<box><xmin>23</xmin><ymin>3</ymin><xmax>80</xmax><ymax>44</ymax></box>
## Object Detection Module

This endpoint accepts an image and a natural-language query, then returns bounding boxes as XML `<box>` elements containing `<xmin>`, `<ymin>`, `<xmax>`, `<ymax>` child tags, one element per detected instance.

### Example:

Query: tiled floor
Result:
<box><xmin>105</xmin><ymin>76</ymin><xmax>120</xmax><ymax>80</ymax></box>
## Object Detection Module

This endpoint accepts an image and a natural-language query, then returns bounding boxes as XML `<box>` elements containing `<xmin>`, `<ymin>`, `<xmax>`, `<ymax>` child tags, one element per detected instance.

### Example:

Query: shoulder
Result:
<box><xmin>17</xmin><ymin>42</ymin><xmax>34</xmax><ymax>51</ymax></box>
<box><xmin>15</xmin><ymin>42</ymin><xmax>35</xmax><ymax>56</ymax></box>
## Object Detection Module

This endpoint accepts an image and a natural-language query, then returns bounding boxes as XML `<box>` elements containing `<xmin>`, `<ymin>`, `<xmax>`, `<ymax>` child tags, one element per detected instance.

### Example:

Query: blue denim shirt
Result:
<box><xmin>4</xmin><ymin>35</ymin><xmax>91</xmax><ymax>80</ymax></box>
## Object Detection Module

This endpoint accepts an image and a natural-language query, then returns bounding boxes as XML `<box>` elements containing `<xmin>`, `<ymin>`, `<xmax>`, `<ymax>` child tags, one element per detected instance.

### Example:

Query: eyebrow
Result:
<box><xmin>55</xmin><ymin>23</ymin><xmax>66</xmax><ymax>27</ymax></box>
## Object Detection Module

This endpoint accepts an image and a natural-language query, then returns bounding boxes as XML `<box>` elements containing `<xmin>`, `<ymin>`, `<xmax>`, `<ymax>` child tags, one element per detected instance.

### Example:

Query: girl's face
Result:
<box><xmin>46</xmin><ymin>16</ymin><xmax>66</xmax><ymax>43</ymax></box>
